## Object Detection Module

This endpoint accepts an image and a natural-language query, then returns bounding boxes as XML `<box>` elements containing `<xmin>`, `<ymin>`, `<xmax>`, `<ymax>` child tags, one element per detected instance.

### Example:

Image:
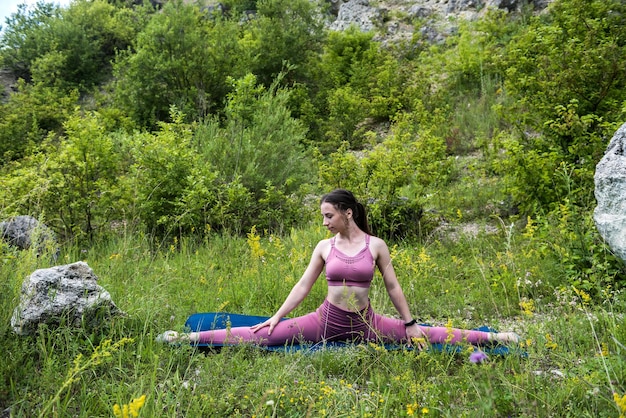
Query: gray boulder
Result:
<box><xmin>0</xmin><ymin>215</ymin><xmax>59</xmax><ymax>259</ymax></box>
<box><xmin>11</xmin><ymin>262</ymin><xmax>124</xmax><ymax>335</ymax></box>
<box><xmin>594</xmin><ymin>123</ymin><xmax>626</xmax><ymax>264</ymax></box>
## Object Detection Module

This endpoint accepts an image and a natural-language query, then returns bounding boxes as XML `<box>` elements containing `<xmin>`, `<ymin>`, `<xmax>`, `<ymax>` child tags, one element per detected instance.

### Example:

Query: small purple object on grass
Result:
<box><xmin>469</xmin><ymin>350</ymin><xmax>488</xmax><ymax>364</ymax></box>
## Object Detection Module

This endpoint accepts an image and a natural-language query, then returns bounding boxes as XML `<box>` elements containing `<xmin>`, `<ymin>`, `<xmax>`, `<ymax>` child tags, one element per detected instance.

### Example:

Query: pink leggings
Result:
<box><xmin>196</xmin><ymin>299</ymin><xmax>492</xmax><ymax>346</ymax></box>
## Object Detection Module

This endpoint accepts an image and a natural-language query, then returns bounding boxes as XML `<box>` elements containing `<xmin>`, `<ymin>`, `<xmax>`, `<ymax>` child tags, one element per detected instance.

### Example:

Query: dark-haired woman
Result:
<box><xmin>158</xmin><ymin>189</ymin><xmax>519</xmax><ymax>348</ymax></box>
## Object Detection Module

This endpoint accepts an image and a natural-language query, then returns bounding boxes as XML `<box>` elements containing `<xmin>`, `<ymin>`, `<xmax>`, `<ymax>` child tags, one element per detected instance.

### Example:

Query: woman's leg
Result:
<box><xmin>420</xmin><ymin>326</ymin><xmax>490</xmax><ymax>344</ymax></box>
<box><xmin>194</xmin><ymin>311</ymin><xmax>323</xmax><ymax>345</ymax></box>
<box><xmin>369</xmin><ymin>313</ymin><xmax>518</xmax><ymax>345</ymax></box>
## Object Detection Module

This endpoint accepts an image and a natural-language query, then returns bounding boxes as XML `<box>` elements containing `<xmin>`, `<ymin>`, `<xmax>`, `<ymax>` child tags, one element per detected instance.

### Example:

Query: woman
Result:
<box><xmin>158</xmin><ymin>189</ymin><xmax>519</xmax><ymax>348</ymax></box>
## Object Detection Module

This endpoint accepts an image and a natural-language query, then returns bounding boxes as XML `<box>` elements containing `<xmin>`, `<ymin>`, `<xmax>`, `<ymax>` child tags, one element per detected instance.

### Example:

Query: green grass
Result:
<box><xmin>1</xmin><ymin>215</ymin><xmax>625</xmax><ymax>417</ymax></box>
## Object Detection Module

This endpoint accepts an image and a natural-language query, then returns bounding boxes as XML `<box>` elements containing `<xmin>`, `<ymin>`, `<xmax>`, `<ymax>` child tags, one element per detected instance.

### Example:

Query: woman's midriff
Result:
<box><xmin>326</xmin><ymin>285</ymin><xmax>370</xmax><ymax>312</ymax></box>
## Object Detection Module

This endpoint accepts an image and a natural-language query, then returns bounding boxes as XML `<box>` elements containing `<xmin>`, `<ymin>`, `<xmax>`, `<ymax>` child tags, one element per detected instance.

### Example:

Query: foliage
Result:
<box><xmin>0</xmin><ymin>2</ymin><xmax>61</xmax><ymax>81</ymax></box>
<box><xmin>308</xmin><ymin>27</ymin><xmax>417</xmax><ymax>151</ymax></box>
<box><xmin>0</xmin><ymin>110</ymin><xmax>129</xmax><ymax>240</ymax></box>
<box><xmin>317</xmin><ymin>105</ymin><xmax>450</xmax><ymax>240</ymax></box>
<box><xmin>198</xmin><ymin>73</ymin><xmax>313</xmax><ymax>199</ymax></box>
<box><xmin>430</xmin><ymin>9</ymin><xmax>525</xmax><ymax>153</ymax></box>
<box><xmin>497</xmin><ymin>0</ymin><xmax>626</xmax><ymax>212</ymax></box>
<box><xmin>240</xmin><ymin>0</ymin><xmax>326</xmax><ymax>87</ymax></box>
<box><xmin>113</xmin><ymin>0</ymin><xmax>244</xmax><ymax>127</ymax></box>
<box><xmin>0</xmin><ymin>0</ymin><xmax>142</xmax><ymax>92</ymax></box>
<box><xmin>0</xmin><ymin>80</ymin><xmax>78</xmax><ymax>163</ymax></box>
<box><xmin>523</xmin><ymin>200</ymin><xmax>626</xmax><ymax>297</ymax></box>
<box><xmin>128</xmin><ymin>107</ymin><xmax>202</xmax><ymax>237</ymax></box>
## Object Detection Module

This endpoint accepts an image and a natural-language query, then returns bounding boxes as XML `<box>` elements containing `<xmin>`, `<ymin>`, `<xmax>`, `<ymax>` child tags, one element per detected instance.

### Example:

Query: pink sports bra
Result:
<box><xmin>325</xmin><ymin>235</ymin><xmax>375</xmax><ymax>288</ymax></box>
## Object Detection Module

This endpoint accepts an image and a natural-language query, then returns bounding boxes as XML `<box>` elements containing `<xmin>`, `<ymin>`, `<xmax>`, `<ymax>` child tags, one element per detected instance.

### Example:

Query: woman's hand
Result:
<box><xmin>250</xmin><ymin>316</ymin><xmax>281</xmax><ymax>335</ymax></box>
<box><xmin>405</xmin><ymin>323</ymin><xmax>427</xmax><ymax>350</ymax></box>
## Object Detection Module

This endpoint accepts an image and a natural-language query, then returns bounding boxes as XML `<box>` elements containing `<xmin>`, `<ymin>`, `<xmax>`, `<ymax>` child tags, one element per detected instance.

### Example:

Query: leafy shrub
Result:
<box><xmin>497</xmin><ymin>0</ymin><xmax>626</xmax><ymax>212</ymax></box>
<box><xmin>240</xmin><ymin>0</ymin><xmax>325</xmax><ymax>87</ymax></box>
<box><xmin>317</xmin><ymin>106</ymin><xmax>450</xmax><ymax>240</ymax></box>
<box><xmin>525</xmin><ymin>201</ymin><xmax>626</xmax><ymax>299</ymax></box>
<box><xmin>306</xmin><ymin>27</ymin><xmax>415</xmax><ymax>152</ymax></box>
<box><xmin>197</xmin><ymin>74</ymin><xmax>314</xmax><ymax>199</ymax></box>
<box><xmin>129</xmin><ymin>81</ymin><xmax>312</xmax><ymax>238</ymax></box>
<box><xmin>0</xmin><ymin>0</ymin><xmax>142</xmax><ymax>92</ymax></box>
<box><xmin>0</xmin><ymin>81</ymin><xmax>78</xmax><ymax>163</ymax></box>
<box><xmin>113</xmin><ymin>1</ymin><xmax>244</xmax><ymax>127</ymax></box>
<box><xmin>0</xmin><ymin>110</ymin><xmax>129</xmax><ymax>240</ymax></box>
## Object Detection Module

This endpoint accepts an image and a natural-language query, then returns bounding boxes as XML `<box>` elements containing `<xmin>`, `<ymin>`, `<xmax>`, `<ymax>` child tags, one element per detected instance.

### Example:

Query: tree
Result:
<box><xmin>498</xmin><ymin>0</ymin><xmax>626</xmax><ymax>212</ymax></box>
<box><xmin>0</xmin><ymin>0</ymin><xmax>143</xmax><ymax>92</ymax></box>
<box><xmin>197</xmin><ymin>73</ymin><xmax>313</xmax><ymax>198</ymax></box>
<box><xmin>113</xmin><ymin>1</ymin><xmax>244</xmax><ymax>127</ymax></box>
<box><xmin>239</xmin><ymin>0</ymin><xmax>326</xmax><ymax>87</ymax></box>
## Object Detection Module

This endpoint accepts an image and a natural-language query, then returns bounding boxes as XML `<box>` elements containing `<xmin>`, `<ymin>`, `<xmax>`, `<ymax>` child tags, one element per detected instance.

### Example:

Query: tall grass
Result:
<box><xmin>1</xmin><ymin>208</ymin><xmax>625</xmax><ymax>416</ymax></box>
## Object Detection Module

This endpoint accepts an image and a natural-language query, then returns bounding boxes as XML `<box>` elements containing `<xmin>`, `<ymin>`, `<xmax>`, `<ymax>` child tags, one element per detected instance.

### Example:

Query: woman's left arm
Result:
<box><xmin>373</xmin><ymin>237</ymin><xmax>426</xmax><ymax>346</ymax></box>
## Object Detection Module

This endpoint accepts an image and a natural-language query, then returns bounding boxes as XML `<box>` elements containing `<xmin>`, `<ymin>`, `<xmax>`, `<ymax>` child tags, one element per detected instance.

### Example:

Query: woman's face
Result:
<box><xmin>320</xmin><ymin>202</ymin><xmax>351</xmax><ymax>234</ymax></box>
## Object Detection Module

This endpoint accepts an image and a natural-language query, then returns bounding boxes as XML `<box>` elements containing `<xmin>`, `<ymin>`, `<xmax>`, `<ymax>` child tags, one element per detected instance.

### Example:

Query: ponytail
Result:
<box><xmin>354</xmin><ymin>202</ymin><xmax>371</xmax><ymax>235</ymax></box>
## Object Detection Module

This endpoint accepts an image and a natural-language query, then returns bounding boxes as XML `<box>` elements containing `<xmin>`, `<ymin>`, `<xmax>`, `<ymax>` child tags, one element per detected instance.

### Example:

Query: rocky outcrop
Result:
<box><xmin>11</xmin><ymin>262</ymin><xmax>124</xmax><ymax>335</ymax></box>
<box><xmin>328</xmin><ymin>0</ymin><xmax>552</xmax><ymax>45</ymax></box>
<box><xmin>594</xmin><ymin>123</ymin><xmax>626</xmax><ymax>264</ymax></box>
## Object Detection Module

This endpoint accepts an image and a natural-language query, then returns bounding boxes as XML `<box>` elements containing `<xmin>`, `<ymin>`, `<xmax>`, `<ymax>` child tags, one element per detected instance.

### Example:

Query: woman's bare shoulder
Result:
<box><xmin>313</xmin><ymin>238</ymin><xmax>332</xmax><ymax>257</ymax></box>
<box><xmin>368</xmin><ymin>235</ymin><xmax>390</xmax><ymax>258</ymax></box>
<box><xmin>368</xmin><ymin>235</ymin><xmax>389</xmax><ymax>249</ymax></box>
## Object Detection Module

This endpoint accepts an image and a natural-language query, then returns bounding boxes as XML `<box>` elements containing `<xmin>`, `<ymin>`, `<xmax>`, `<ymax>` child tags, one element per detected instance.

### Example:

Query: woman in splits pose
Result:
<box><xmin>158</xmin><ymin>189</ymin><xmax>519</xmax><ymax>349</ymax></box>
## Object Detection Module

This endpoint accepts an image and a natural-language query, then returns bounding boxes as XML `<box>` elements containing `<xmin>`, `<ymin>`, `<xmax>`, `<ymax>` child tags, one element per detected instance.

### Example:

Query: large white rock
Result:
<box><xmin>11</xmin><ymin>262</ymin><xmax>123</xmax><ymax>335</ymax></box>
<box><xmin>594</xmin><ymin>123</ymin><xmax>626</xmax><ymax>264</ymax></box>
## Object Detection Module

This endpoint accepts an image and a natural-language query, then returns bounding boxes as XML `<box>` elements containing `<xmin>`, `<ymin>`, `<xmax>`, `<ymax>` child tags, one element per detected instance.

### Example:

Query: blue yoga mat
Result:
<box><xmin>184</xmin><ymin>312</ymin><xmax>522</xmax><ymax>356</ymax></box>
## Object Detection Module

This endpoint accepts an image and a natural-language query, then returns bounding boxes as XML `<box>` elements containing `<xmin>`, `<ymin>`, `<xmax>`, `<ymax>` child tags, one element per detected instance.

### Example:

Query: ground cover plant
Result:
<box><xmin>1</xmin><ymin>176</ymin><xmax>626</xmax><ymax>417</ymax></box>
<box><xmin>2</xmin><ymin>0</ymin><xmax>626</xmax><ymax>416</ymax></box>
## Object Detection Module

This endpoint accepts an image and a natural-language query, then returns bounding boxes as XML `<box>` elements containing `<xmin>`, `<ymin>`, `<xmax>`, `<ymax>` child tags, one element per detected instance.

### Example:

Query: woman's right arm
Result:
<box><xmin>251</xmin><ymin>240</ymin><xmax>327</xmax><ymax>335</ymax></box>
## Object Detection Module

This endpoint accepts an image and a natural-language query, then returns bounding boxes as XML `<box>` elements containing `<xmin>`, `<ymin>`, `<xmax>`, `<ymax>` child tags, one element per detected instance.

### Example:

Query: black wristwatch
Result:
<box><xmin>404</xmin><ymin>319</ymin><xmax>417</xmax><ymax>327</ymax></box>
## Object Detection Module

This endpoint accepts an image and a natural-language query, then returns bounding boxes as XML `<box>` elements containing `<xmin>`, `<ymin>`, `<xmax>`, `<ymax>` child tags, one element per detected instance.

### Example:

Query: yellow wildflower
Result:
<box><xmin>113</xmin><ymin>395</ymin><xmax>146</xmax><ymax>418</ymax></box>
<box><xmin>519</xmin><ymin>299</ymin><xmax>535</xmax><ymax>317</ymax></box>
<box><xmin>246</xmin><ymin>226</ymin><xmax>266</xmax><ymax>259</ymax></box>
<box><xmin>418</xmin><ymin>247</ymin><xmax>430</xmax><ymax>264</ymax></box>
<box><xmin>573</xmin><ymin>287</ymin><xmax>591</xmax><ymax>305</ymax></box>
<box><xmin>129</xmin><ymin>395</ymin><xmax>146</xmax><ymax>417</ymax></box>
<box><xmin>545</xmin><ymin>334</ymin><xmax>558</xmax><ymax>350</ymax></box>
<box><xmin>406</xmin><ymin>402</ymin><xmax>419</xmax><ymax>416</ymax></box>
<box><xmin>614</xmin><ymin>392</ymin><xmax>626</xmax><ymax>418</ymax></box>
<box><xmin>523</xmin><ymin>216</ymin><xmax>536</xmax><ymax>238</ymax></box>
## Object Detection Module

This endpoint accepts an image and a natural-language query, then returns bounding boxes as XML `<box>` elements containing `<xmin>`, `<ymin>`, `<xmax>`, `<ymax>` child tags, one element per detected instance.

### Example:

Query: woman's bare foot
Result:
<box><xmin>494</xmin><ymin>332</ymin><xmax>520</xmax><ymax>344</ymax></box>
<box><xmin>156</xmin><ymin>330</ymin><xmax>181</xmax><ymax>343</ymax></box>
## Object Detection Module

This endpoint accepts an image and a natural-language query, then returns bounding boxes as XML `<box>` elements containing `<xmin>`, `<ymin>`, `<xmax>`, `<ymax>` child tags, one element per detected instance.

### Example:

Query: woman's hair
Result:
<box><xmin>320</xmin><ymin>189</ymin><xmax>372</xmax><ymax>235</ymax></box>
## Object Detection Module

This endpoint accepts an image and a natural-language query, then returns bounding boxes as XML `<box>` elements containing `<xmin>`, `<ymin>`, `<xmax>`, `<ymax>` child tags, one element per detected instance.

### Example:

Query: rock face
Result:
<box><xmin>327</xmin><ymin>0</ymin><xmax>552</xmax><ymax>45</ymax></box>
<box><xmin>11</xmin><ymin>262</ymin><xmax>124</xmax><ymax>335</ymax></box>
<box><xmin>329</xmin><ymin>0</ymin><xmax>381</xmax><ymax>32</ymax></box>
<box><xmin>0</xmin><ymin>215</ymin><xmax>59</xmax><ymax>259</ymax></box>
<box><xmin>594</xmin><ymin>123</ymin><xmax>626</xmax><ymax>264</ymax></box>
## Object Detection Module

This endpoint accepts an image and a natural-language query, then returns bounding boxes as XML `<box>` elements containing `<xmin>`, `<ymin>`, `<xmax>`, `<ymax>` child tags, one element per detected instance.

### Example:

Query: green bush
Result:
<box><xmin>0</xmin><ymin>81</ymin><xmax>78</xmax><ymax>163</ymax></box>
<box><xmin>197</xmin><ymin>74</ymin><xmax>313</xmax><ymax>199</ymax></box>
<box><xmin>0</xmin><ymin>110</ymin><xmax>129</xmax><ymax>241</ymax></box>
<box><xmin>497</xmin><ymin>0</ymin><xmax>626</xmax><ymax>212</ymax></box>
<box><xmin>240</xmin><ymin>0</ymin><xmax>325</xmax><ymax>87</ymax></box>
<box><xmin>0</xmin><ymin>0</ymin><xmax>142</xmax><ymax>92</ymax></box>
<box><xmin>318</xmin><ymin>106</ymin><xmax>450</xmax><ymax>240</ymax></box>
<box><xmin>113</xmin><ymin>1</ymin><xmax>244</xmax><ymax>127</ymax></box>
